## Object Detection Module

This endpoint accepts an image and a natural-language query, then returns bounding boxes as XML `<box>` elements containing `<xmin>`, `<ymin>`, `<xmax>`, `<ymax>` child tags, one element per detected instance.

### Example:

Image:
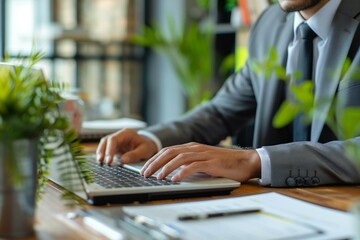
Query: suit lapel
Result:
<box><xmin>312</xmin><ymin>6</ymin><xmax>359</xmax><ymax>141</ymax></box>
<box><xmin>277</xmin><ymin>14</ymin><xmax>294</xmax><ymax>68</ymax></box>
<box><xmin>264</xmin><ymin>14</ymin><xmax>293</xmax><ymax>123</ymax></box>
<box><xmin>254</xmin><ymin>12</ymin><xmax>294</xmax><ymax>146</ymax></box>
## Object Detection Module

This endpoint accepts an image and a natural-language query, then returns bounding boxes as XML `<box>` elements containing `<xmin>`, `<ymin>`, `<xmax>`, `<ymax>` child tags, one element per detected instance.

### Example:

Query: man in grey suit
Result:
<box><xmin>97</xmin><ymin>0</ymin><xmax>360</xmax><ymax>187</ymax></box>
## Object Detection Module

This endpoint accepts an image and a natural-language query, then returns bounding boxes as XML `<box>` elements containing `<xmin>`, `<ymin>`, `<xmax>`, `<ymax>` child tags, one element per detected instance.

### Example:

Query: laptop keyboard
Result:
<box><xmin>87</xmin><ymin>161</ymin><xmax>180</xmax><ymax>189</ymax></box>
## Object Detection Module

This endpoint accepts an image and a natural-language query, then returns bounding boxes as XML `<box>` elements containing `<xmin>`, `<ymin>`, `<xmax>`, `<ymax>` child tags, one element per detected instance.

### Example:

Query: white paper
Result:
<box><xmin>123</xmin><ymin>192</ymin><xmax>355</xmax><ymax>240</ymax></box>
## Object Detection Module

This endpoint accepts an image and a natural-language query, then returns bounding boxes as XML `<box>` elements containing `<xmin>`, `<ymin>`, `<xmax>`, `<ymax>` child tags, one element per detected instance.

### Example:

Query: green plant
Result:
<box><xmin>225</xmin><ymin>0</ymin><xmax>238</xmax><ymax>11</ymax></box>
<box><xmin>196</xmin><ymin>0</ymin><xmax>210</xmax><ymax>10</ymax></box>
<box><xmin>131</xmin><ymin>19</ymin><xmax>213</xmax><ymax>110</ymax></box>
<box><xmin>252</xmin><ymin>48</ymin><xmax>360</xmax><ymax>165</ymax></box>
<box><xmin>0</xmin><ymin>49</ymin><xmax>92</xmax><ymax>205</ymax></box>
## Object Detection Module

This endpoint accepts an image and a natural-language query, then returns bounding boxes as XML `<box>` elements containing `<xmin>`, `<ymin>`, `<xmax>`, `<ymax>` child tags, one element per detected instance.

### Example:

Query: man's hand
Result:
<box><xmin>140</xmin><ymin>142</ymin><xmax>261</xmax><ymax>182</ymax></box>
<box><xmin>96</xmin><ymin>128</ymin><xmax>158</xmax><ymax>165</ymax></box>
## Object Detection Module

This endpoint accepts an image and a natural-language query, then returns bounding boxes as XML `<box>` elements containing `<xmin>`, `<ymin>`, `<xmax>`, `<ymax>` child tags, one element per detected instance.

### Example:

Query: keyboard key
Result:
<box><xmin>86</xmin><ymin>161</ymin><xmax>179</xmax><ymax>189</ymax></box>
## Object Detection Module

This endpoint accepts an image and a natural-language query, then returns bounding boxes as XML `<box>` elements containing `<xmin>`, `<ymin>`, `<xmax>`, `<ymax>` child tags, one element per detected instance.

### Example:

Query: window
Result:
<box><xmin>2</xmin><ymin>0</ymin><xmax>145</xmax><ymax>121</ymax></box>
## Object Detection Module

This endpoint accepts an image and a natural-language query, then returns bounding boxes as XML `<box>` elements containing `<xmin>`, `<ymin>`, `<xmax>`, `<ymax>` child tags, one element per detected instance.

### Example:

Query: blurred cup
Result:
<box><xmin>59</xmin><ymin>91</ymin><xmax>84</xmax><ymax>133</ymax></box>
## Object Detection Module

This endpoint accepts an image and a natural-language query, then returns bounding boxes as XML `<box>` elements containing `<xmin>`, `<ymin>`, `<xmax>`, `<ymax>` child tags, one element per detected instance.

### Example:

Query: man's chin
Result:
<box><xmin>278</xmin><ymin>0</ymin><xmax>322</xmax><ymax>13</ymax></box>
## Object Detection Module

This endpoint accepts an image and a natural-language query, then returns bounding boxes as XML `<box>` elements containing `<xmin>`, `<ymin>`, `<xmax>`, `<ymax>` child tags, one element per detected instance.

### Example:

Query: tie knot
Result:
<box><xmin>298</xmin><ymin>23</ymin><xmax>317</xmax><ymax>40</ymax></box>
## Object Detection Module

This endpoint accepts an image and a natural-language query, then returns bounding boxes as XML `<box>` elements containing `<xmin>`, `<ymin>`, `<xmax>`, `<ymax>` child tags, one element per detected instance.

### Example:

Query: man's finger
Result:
<box><xmin>156</xmin><ymin>152</ymin><xmax>199</xmax><ymax>179</ymax></box>
<box><xmin>96</xmin><ymin>137</ymin><xmax>108</xmax><ymax>163</ymax></box>
<box><xmin>104</xmin><ymin>135</ymin><xmax>118</xmax><ymax>165</ymax></box>
<box><xmin>141</xmin><ymin>147</ymin><xmax>182</xmax><ymax>177</ymax></box>
<box><xmin>121</xmin><ymin>143</ymin><xmax>151</xmax><ymax>163</ymax></box>
<box><xmin>171</xmin><ymin>161</ymin><xmax>212</xmax><ymax>182</ymax></box>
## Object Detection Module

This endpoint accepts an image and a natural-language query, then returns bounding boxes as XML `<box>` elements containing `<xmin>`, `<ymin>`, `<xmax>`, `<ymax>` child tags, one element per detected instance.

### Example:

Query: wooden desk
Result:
<box><xmin>27</xmin><ymin>142</ymin><xmax>360</xmax><ymax>239</ymax></box>
<box><xmin>29</xmin><ymin>182</ymin><xmax>360</xmax><ymax>240</ymax></box>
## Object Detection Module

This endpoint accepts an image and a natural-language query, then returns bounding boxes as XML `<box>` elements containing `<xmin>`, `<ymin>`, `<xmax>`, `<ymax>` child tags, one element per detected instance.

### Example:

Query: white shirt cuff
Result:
<box><xmin>137</xmin><ymin>130</ymin><xmax>162</xmax><ymax>152</ymax></box>
<box><xmin>256</xmin><ymin>147</ymin><xmax>271</xmax><ymax>186</ymax></box>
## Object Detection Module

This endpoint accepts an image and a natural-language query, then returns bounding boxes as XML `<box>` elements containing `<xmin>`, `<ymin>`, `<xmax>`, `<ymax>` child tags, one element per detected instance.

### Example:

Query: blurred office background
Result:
<box><xmin>0</xmin><ymin>0</ymin><xmax>269</xmax><ymax>125</ymax></box>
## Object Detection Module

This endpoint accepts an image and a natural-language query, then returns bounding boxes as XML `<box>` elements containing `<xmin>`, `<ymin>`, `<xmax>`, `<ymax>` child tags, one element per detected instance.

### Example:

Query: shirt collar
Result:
<box><xmin>293</xmin><ymin>0</ymin><xmax>342</xmax><ymax>40</ymax></box>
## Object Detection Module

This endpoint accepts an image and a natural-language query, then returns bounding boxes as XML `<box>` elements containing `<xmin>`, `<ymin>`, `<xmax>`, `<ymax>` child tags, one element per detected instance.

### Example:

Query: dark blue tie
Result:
<box><xmin>293</xmin><ymin>23</ymin><xmax>317</xmax><ymax>141</ymax></box>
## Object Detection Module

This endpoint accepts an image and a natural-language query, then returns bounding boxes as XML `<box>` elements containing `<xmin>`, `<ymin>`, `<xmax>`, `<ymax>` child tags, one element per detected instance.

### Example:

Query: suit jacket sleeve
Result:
<box><xmin>144</xmin><ymin>63</ymin><xmax>257</xmax><ymax>147</ymax></box>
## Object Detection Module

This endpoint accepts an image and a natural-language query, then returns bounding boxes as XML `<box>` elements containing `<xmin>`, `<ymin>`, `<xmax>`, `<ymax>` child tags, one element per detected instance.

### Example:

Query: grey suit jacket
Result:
<box><xmin>146</xmin><ymin>1</ymin><xmax>360</xmax><ymax>187</ymax></box>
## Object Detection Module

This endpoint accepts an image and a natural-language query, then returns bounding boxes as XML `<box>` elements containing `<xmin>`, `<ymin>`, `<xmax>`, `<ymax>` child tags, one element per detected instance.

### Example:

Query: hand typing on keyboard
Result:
<box><xmin>96</xmin><ymin>129</ymin><xmax>158</xmax><ymax>166</ymax></box>
<box><xmin>96</xmin><ymin>128</ymin><xmax>259</xmax><ymax>184</ymax></box>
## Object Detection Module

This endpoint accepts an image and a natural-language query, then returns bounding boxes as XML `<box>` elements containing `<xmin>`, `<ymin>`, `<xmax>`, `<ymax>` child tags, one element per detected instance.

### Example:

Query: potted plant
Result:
<box><xmin>0</xmin><ymin>49</ymin><xmax>92</xmax><ymax>238</ymax></box>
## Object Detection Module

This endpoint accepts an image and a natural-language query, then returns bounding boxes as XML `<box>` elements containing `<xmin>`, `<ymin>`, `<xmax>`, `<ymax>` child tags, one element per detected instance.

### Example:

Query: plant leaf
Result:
<box><xmin>273</xmin><ymin>100</ymin><xmax>301</xmax><ymax>128</ymax></box>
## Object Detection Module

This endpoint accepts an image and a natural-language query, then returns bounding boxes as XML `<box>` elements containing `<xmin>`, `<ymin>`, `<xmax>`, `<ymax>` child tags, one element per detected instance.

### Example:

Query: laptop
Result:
<box><xmin>48</xmin><ymin>154</ymin><xmax>241</xmax><ymax>206</ymax></box>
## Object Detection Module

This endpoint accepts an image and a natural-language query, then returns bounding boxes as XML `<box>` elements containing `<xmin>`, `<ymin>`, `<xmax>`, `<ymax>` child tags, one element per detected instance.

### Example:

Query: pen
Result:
<box><xmin>178</xmin><ymin>208</ymin><xmax>261</xmax><ymax>221</ymax></box>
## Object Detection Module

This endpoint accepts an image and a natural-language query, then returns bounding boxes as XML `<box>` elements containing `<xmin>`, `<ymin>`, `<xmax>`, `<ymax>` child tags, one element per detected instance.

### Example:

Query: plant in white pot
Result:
<box><xmin>0</xmin><ymin>50</ymin><xmax>92</xmax><ymax>238</ymax></box>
